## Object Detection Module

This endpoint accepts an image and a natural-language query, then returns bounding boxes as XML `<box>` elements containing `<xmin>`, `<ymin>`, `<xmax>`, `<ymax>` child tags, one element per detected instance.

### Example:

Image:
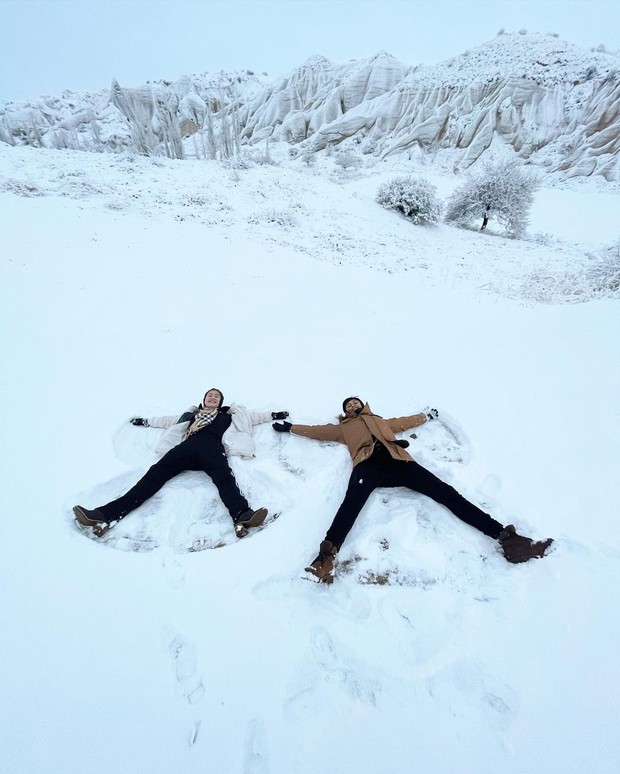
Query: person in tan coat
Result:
<box><xmin>273</xmin><ymin>397</ymin><xmax>552</xmax><ymax>582</ymax></box>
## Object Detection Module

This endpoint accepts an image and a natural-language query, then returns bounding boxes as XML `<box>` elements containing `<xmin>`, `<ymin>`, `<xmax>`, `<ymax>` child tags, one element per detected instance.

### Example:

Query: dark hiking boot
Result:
<box><xmin>498</xmin><ymin>524</ymin><xmax>554</xmax><ymax>564</ymax></box>
<box><xmin>304</xmin><ymin>540</ymin><xmax>337</xmax><ymax>584</ymax></box>
<box><xmin>73</xmin><ymin>505</ymin><xmax>113</xmax><ymax>538</ymax></box>
<box><xmin>233</xmin><ymin>507</ymin><xmax>268</xmax><ymax>538</ymax></box>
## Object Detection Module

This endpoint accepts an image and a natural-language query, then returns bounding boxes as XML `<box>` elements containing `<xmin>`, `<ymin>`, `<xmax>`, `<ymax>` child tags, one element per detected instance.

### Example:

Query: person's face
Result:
<box><xmin>203</xmin><ymin>389</ymin><xmax>222</xmax><ymax>408</ymax></box>
<box><xmin>344</xmin><ymin>398</ymin><xmax>363</xmax><ymax>417</ymax></box>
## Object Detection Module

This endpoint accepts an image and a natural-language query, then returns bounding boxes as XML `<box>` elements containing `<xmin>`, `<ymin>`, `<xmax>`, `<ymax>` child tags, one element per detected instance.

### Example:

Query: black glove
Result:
<box><xmin>273</xmin><ymin>421</ymin><xmax>292</xmax><ymax>433</ymax></box>
<box><xmin>271</xmin><ymin>411</ymin><xmax>289</xmax><ymax>420</ymax></box>
<box><xmin>394</xmin><ymin>439</ymin><xmax>410</xmax><ymax>449</ymax></box>
<box><xmin>130</xmin><ymin>417</ymin><xmax>148</xmax><ymax>426</ymax></box>
<box><xmin>424</xmin><ymin>407</ymin><xmax>439</xmax><ymax>421</ymax></box>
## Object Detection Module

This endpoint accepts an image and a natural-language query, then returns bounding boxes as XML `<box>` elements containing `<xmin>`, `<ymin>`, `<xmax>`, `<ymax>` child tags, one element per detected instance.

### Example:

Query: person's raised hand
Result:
<box><xmin>272</xmin><ymin>421</ymin><xmax>292</xmax><ymax>433</ymax></box>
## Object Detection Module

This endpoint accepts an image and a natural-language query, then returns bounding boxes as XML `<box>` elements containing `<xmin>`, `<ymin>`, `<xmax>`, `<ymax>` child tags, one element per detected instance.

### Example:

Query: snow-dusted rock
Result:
<box><xmin>299</xmin><ymin>34</ymin><xmax>620</xmax><ymax>181</ymax></box>
<box><xmin>237</xmin><ymin>52</ymin><xmax>410</xmax><ymax>144</ymax></box>
<box><xmin>0</xmin><ymin>33</ymin><xmax>618</xmax><ymax>180</ymax></box>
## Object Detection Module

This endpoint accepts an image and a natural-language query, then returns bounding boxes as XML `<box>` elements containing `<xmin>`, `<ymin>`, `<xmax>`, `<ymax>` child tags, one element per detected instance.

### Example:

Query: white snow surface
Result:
<box><xmin>1</xmin><ymin>142</ymin><xmax>619</xmax><ymax>774</ymax></box>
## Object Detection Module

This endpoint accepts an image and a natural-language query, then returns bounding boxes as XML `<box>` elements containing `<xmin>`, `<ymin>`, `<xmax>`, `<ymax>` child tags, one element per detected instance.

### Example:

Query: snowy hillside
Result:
<box><xmin>1</xmin><ymin>31</ymin><xmax>619</xmax><ymax>180</ymax></box>
<box><xmin>1</xmin><ymin>118</ymin><xmax>619</xmax><ymax>774</ymax></box>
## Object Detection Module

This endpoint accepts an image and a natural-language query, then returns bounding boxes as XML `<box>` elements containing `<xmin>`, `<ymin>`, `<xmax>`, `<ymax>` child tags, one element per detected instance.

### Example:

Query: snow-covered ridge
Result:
<box><xmin>0</xmin><ymin>69</ymin><xmax>268</xmax><ymax>154</ymax></box>
<box><xmin>291</xmin><ymin>34</ymin><xmax>620</xmax><ymax>180</ymax></box>
<box><xmin>407</xmin><ymin>32</ymin><xmax>617</xmax><ymax>88</ymax></box>
<box><xmin>1</xmin><ymin>32</ymin><xmax>619</xmax><ymax>180</ymax></box>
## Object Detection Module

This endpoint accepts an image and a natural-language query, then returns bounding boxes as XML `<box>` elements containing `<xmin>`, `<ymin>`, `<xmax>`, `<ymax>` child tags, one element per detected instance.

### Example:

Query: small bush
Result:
<box><xmin>376</xmin><ymin>176</ymin><xmax>442</xmax><ymax>226</ymax></box>
<box><xmin>247</xmin><ymin>207</ymin><xmax>297</xmax><ymax>228</ymax></box>
<box><xmin>521</xmin><ymin>241</ymin><xmax>620</xmax><ymax>304</ymax></box>
<box><xmin>0</xmin><ymin>178</ymin><xmax>43</xmax><ymax>197</ymax></box>
<box><xmin>333</xmin><ymin>150</ymin><xmax>362</xmax><ymax>170</ymax></box>
<box><xmin>587</xmin><ymin>242</ymin><xmax>620</xmax><ymax>296</ymax></box>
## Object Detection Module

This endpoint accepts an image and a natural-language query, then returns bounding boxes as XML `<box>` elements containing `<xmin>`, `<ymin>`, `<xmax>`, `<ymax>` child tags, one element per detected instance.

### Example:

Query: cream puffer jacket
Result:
<box><xmin>147</xmin><ymin>404</ymin><xmax>272</xmax><ymax>458</ymax></box>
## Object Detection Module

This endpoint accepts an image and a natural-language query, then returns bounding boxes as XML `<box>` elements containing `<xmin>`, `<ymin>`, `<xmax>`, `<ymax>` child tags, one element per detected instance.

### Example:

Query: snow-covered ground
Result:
<box><xmin>1</xmin><ymin>143</ymin><xmax>619</xmax><ymax>773</ymax></box>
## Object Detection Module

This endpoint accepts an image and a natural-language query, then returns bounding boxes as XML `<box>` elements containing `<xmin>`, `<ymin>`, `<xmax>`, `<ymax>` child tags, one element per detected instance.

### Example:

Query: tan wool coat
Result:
<box><xmin>290</xmin><ymin>403</ymin><xmax>428</xmax><ymax>467</ymax></box>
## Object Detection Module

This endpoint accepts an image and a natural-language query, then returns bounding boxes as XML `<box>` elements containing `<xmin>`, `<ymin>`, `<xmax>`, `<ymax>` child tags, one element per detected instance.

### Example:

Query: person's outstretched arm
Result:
<box><xmin>134</xmin><ymin>408</ymin><xmax>196</xmax><ymax>429</ymax></box>
<box><xmin>273</xmin><ymin>420</ymin><xmax>343</xmax><ymax>443</ymax></box>
<box><xmin>248</xmin><ymin>409</ymin><xmax>290</xmax><ymax>425</ymax></box>
<box><xmin>386</xmin><ymin>409</ymin><xmax>436</xmax><ymax>434</ymax></box>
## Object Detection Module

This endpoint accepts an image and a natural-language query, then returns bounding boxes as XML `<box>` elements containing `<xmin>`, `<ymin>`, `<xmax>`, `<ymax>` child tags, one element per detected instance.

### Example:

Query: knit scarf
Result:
<box><xmin>185</xmin><ymin>407</ymin><xmax>218</xmax><ymax>438</ymax></box>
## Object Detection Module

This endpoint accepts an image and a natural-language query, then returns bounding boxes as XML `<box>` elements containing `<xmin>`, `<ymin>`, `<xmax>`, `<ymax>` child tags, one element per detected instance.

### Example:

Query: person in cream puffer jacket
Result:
<box><xmin>146</xmin><ymin>402</ymin><xmax>276</xmax><ymax>458</ymax></box>
<box><xmin>73</xmin><ymin>387</ymin><xmax>289</xmax><ymax>539</ymax></box>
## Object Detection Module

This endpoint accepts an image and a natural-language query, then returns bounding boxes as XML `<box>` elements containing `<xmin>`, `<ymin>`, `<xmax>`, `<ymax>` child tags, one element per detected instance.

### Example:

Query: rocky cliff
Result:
<box><xmin>1</xmin><ymin>32</ymin><xmax>618</xmax><ymax>181</ymax></box>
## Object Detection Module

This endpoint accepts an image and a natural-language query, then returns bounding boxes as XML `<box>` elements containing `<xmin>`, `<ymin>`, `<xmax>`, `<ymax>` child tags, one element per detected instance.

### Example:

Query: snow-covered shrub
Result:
<box><xmin>247</xmin><ymin>207</ymin><xmax>297</xmax><ymax>229</ymax></box>
<box><xmin>445</xmin><ymin>159</ymin><xmax>538</xmax><ymax>238</ymax></box>
<box><xmin>221</xmin><ymin>154</ymin><xmax>252</xmax><ymax>170</ymax></box>
<box><xmin>588</xmin><ymin>242</ymin><xmax>620</xmax><ymax>296</ymax></box>
<box><xmin>183</xmin><ymin>194</ymin><xmax>210</xmax><ymax>208</ymax></box>
<box><xmin>376</xmin><ymin>176</ymin><xmax>442</xmax><ymax>226</ymax></box>
<box><xmin>521</xmin><ymin>241</ymin><xmax>620</xmax><ymax>304</ymax></box>
<box><xmin>255</xmin><ymin>138</ymin><xmax>280</xmax><ymax>166</ymax></box>
<box><xmin>333</xmin><ymin>150</ymin><xmax>362</xmax><ymax>170</ymax></box>
<box><xmin>0</xmin><ymin>179</ymin><xmax>44</xmax><ymax>197</ymax></box>
<box><xmin>527</xmin><ymin>231</ymin><xmax>554</xmax><ymax>246</ymax></box>
<box><xmin>105</xmin><ymin>198</ymin><xmax>126</xmax><ymax>211</ymax></box>
<box><xmin>360</xmin><ymin>137</ymin><xmax>378</xmax><ymax>155</ymax></box>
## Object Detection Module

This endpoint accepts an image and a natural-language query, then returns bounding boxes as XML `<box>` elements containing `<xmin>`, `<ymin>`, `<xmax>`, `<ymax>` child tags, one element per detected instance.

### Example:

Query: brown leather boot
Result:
<box><xmin>305</xmin><ymin>540</ymin><xmax>337</xmax><ymax>583</ymax></box>
<box><xmin>232</xmin><ymin>507</ymin><xmax>268</xmax><ymax>538</ymax></box>
<box><xmin>73</xmin><ymin>505</ymin><xmax>112</xmax><ymax>538</ymax></box>
<box><xmin>499</xmin><ymin>524</ymin><xmax>553</xmax><ymax>563</ymax></box>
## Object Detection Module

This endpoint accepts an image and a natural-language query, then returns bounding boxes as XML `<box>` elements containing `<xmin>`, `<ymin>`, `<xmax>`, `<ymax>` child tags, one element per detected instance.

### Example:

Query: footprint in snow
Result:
<box><xmin>161</xmin><ymin>546</ymin><xmax>185</xmax><ymax>589</ymax></box>
<box><xmin>308</xmin><ymin>626</ymin><xmax>379</xmax><ymax>706</ymax></box>
<box><xmin>425</xmin><ymin>660</ymin><xmax>517</xmax><ymax>732</ymax></box>
<box><xmin>310</xmin><ymin>626</ymin><xmax>339</xmax><ymax>671</ymax></box>
<box><xmin>168</xmin><ymin>635</ymin><xmax>206</xmax><ymax>707</ymax></box>
<box><xmin>243</xmin><ymin>718</ymin><xmax>270</xmax><ymax>774</ymax></box>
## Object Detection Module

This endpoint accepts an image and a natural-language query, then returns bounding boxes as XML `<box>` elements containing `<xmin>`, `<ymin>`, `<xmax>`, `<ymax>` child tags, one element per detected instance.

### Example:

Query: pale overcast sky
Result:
<box><xmin>1</xmin><ymin>0</ymin><xmax>619</xmax><ymax>101</ymax></box>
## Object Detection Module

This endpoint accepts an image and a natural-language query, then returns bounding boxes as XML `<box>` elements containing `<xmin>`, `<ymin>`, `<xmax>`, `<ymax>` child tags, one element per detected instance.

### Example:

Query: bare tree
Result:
<box><xmin>445</xmin><ymin>159</ymin><xmax>538</xmax><ymax>238</ymax></box>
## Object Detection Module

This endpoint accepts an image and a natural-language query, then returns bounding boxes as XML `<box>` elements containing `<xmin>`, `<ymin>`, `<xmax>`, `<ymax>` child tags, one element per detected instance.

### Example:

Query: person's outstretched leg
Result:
<box><xmin>324</xmin><ymin>466</ymin><xmax>380</xmax><ymax>548</ymax></box>
<box><xmin>306</xmin><ymin>459</ymin><xmax>382</xmax><ymax>582</ymax></box>
<box><xmin>98</xmin><ymin>446</ymin><xmax>192</xmax><ymax>521</ymax></box>
<box><xmin>387</xmin><ymin>459</ymin><xmax>553</xmax><ymax>561</ymax></box>
<box><xmin>201</xmin><ymin>450</ymin><xmax>250</xmax><ymax>518</ymax></box>
<box><xmin>390</xmin><ymin>460</ymin><xmax>503</xmax><ymax>538</ymax></box>
<box><xmin>200</xmin><ymin>449</ymin><xmax>269</xmax><ymax>537</ymax></box>
<box><xmin>74</xmin><ymin>446</ymin><xmax>193</xmax><ymax>535</ymax></box>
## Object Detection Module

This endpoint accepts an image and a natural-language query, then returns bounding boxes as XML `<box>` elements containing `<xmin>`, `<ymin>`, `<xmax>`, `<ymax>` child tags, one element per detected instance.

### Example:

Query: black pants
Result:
<box><xmin>98</xmin><ymin>434</ymin><xmax>249</xmax><ymax>521</ymax></box>
<box><xmin>325</xmin><ymin>449</ymin><xmax>503</xmax><ymax>549</ymax></box>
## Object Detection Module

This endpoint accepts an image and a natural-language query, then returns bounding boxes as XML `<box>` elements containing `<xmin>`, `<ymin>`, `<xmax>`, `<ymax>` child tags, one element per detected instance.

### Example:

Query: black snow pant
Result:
<box><xmin>98</xmin><ymin>434</ymin><xmax>249</xmax><ymax>522</ymax></box>
<box><xmin>324</xmin><ymin>447</ymin><xmax>503</xmax><ymax>550</ymax></box>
